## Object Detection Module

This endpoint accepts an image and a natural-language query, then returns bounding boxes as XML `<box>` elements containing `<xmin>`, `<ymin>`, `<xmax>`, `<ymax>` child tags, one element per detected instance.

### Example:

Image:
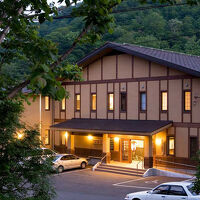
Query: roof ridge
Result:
<box><xmin>121</xmin><ymin>42</ymin><xmax>200</xmax><ymax>58</ymax></box>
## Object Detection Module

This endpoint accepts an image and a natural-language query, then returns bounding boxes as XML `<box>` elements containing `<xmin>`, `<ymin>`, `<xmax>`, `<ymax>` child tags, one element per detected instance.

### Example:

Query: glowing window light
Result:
<box><xmin>108</xmin><ymin>93</ymin><xmax>114</xmax><ymax>111</ymax></box>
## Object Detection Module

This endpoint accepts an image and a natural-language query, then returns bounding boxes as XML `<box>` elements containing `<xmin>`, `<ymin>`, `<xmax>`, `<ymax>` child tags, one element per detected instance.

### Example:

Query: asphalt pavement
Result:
<box><xmin>52</xmin><ymin>168</ymin><xmax>189</xmax><ymax>200</ymax></box>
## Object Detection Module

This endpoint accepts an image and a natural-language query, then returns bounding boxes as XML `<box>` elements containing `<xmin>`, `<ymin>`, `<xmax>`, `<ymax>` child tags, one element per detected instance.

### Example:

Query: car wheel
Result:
<box><xmin>81</xmin><ymin>162</ymin><xmax>86</xmax><ymax>169</ymax></box>
<box><xmin>133</xmin><ymin>199</ymin><xmax>141</xmax><ymax>200</ymax></box>
<box><xmin>57</xmin><ymin>165</ymin><xmax>64</xmax><ymax>173</ymax></box>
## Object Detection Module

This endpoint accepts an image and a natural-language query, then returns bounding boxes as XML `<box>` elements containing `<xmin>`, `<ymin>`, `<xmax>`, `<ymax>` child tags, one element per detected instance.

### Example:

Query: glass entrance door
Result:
<box><xmin>121</xmin><ymin>139</ymin><xmax>129</xmax><ymax>162</ymax></box>
<box><xmin>131</xmin><ymin>140</ymin><xmax>144</xmax><ymax>168</ymax></box>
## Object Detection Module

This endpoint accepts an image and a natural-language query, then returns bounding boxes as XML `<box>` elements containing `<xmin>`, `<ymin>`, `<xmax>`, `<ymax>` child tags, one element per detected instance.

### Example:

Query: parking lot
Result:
<box><xmin>52</xmin><ymin>168</ymin><xmax>190</xmax><ymax>200</ymax></box>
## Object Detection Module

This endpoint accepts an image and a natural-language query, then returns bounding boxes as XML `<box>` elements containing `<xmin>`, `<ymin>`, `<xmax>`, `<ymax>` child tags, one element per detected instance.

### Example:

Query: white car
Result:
<box><xmin>53</xmin><ymin>154</ymin><xmax>88</xmax><ymax>173</ymax></box>
<box><xmin>125</xmin><ymin>182</ymin><xmax>200</xmax><ymax>200</ymax></box>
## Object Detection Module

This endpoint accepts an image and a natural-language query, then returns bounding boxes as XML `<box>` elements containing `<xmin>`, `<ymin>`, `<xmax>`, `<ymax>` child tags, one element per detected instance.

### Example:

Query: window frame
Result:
<box><xmin>167</xmin><ymin>136</ymin><xmax>175</xmax><ymax>156</ymax></box>
<box><xmin>61</xmin><ymin>98</ymin><xmax>66</xmax><ymax>111</ymax></box>
<box><xmin>91</xmin><ymin>93</ymin><xmax>97</xmax><ymax>112</ymax></box>
<box><xmin>140</xmin><ymin>92</ymin><xmax>147</xmax><ymax>112</ymax></box>
<box><xmin>108</xmin><ymin>92</ymin><xmax>114</xmax><ymax>112</ymax></box>
<box><xmin>120</xmin><ymin>92</ymin><xmax>127</xmax><ymax>112</ymax></box>
<box><xmin>161</xmin><ymin>91</ymin><xmax>168</xmax><ymax>112</ymax></box>
<box><xmin>44</xmin><ymin>96</ymin><xmax>50</xmax><ymax>111</ymax></box>
<box><xmin>183</xmin><ymin>90</ymin><xmax>191</xmax><ymax>113</ymax></box>
<box><xmin>75</xmin><ymin>93</ymin><xmax>81</xmax><ymax>111</ymax></box>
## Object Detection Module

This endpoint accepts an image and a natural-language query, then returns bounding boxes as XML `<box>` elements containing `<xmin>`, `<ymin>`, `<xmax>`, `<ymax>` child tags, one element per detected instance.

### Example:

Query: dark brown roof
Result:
<box><xmin>77</xmin><ymin>42</ymin><xmax>200</xmax><ymax>77</ymax></box>
<box><xmin>51</xmin><ymin>118</ymin><xmax>172</xmax><ymax>135</ymax></box>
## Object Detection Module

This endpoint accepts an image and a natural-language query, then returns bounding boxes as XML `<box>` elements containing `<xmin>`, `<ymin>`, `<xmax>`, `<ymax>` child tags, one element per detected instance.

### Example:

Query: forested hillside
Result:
<box><xmin>39</xmin><ymin>1</ymin><xmax>200</xmax><ymax>64</ymax></box>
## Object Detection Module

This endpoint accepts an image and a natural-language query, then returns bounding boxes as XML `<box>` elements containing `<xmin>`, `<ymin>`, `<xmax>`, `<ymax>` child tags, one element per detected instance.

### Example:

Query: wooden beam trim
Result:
<box><xmin>63</xmin><ymin>75</ymin><xmax>194</xmax><ymax>86</ymax></box>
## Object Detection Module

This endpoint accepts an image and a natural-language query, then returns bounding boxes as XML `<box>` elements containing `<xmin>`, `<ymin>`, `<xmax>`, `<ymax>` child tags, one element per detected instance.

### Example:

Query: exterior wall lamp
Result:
<box><xmin>88</xmin><ymin>135</ymin><xmax>93</xmax><ymax>140</ymax></box>
<box><xmin>114</xmin><ymin>137</ymin><xmax>119</xmax><ymax>142</ymax></box>
<box><xmin>17</xmin><ymin>132</ymin><xmax>24</xmax><ymax>140</ymax></box>
<box><xmin>156</xmin><ymin>138</ymin><xmax>162</xmax><ymax>146</ymax></box>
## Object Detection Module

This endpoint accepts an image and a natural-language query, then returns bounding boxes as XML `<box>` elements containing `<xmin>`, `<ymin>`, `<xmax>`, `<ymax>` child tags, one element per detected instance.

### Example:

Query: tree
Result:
<box><xmin>1</xmin><ymin>0</ymin><xmax>200</xmax><ymax>199</ymax></box>
<box><xmin>0</xmin><ymin>1</ymin><xmax>125</xmax><ymax>199</ymax></box>
<box><xmin>0</xmin><ymin>91</ymin><xmax>55</xmax><ymax>200</ymax></box>
<box><xmin>192</xmin><ymin>151</ymin><xmax>200</xmax><ymax>194</ymax></box>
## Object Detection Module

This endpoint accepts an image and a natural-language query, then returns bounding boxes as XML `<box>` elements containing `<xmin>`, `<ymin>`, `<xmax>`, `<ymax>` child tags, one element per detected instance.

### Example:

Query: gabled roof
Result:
<box><xmin>77</xmin><ymin>42</ymin><xmax>200</xmax><ymax>77</ymax></box>
<box><xmin>51</xmin><ymin>118</ymin><xmax>172</xmax><ymax>135</ymax></box>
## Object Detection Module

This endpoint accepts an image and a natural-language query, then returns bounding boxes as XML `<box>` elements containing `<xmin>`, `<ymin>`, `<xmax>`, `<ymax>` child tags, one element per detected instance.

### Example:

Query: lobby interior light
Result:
<box><xmin>88</xmin><ymin>135</ymin><xmax>93</xmax><ymax>140</ymax></box>
<box><xmin>156</xmin><ymin>138</ymin><xmax>162</xmax><ymax>146</ymax></box>
<box><xmin>114</xmin><ymin>137</ymin><xmax>119</xmax><ymax>142</ymax></box>
<box><xmin>65</xmin><ymin>132</ymin><xmax>69</xmax><ymax>138</ymax></box>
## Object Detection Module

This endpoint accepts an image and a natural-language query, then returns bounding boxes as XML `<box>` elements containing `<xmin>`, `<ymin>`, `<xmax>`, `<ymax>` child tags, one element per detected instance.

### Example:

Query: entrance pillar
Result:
<box><xmin>103</xmin><ymin>134</ymin><xmax>110</xmax><ymax>163</ymax></box>
<box><xmin>144</xmin><ymin>136</ymin><xmax>153</xmax><ymax>169</ymax></box>
<box><xmin>67</xmin><ymin>134</ymin><xmax>75</xmax><ymax>154</ymax></box>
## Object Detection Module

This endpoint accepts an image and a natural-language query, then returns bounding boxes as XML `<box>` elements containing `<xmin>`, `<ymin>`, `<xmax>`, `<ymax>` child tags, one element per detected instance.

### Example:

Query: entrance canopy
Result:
<box><xmin>51</xmin><ymin>119</ymin><xmax>172</xmax><ymax>136</ymax></box>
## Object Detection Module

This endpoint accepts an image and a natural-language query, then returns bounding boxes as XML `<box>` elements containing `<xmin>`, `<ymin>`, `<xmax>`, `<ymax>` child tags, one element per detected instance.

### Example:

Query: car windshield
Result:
<box><xmin>53</xmin><ymin>155</ymin><xmax>61</xmax><ymax>162</ymax></box>
<box><xmin>187</xmin><ymin>184</ymin><xmax>199</xmax><ymax>196</ymax></box>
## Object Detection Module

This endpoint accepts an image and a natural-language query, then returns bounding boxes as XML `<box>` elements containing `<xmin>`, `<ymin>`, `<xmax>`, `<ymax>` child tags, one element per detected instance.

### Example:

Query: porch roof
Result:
<box><xmin>51</xmin><ymin>119</ymin><xmax>172</xmax><ymax>136</ymax></box>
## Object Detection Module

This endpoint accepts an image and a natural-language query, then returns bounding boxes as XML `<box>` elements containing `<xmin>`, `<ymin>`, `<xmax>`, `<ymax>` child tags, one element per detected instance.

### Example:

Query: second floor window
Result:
<box><xmin>140</xmin><ymin>92</ymin><xmax>146</xmax><ymax>111</ymax></box>
<box><xmin>161</xmin><ymin>91</ymin><xmax>168</xmax><ymax>111</ymax></box>
<box><xmin>75</xmin><ymin>94</ymin><xmax>80</xmax><ymax>111</ymax></box>
<box><xmin>61</xmin><ymin>98</ymin><xmax>66</xmax><ymax>111</ymax></box>
<box><xmin>45</xmin><ymin>96</ymin><xmax>50</xmax><ymax>110</ymax></box>
<box><xmin>184</xmin><ymin>91</ymin><xmax>191</xmax><ymax>111</ymax></box>
<box><xmin>120</xmin><ymin>93</ymin><xmax>127</xmax><ymax>112</ymax></box>
<box><xmin>91</xmin><ymin>93</ymin><xmax>97</xmax><ymax>111</ymax></box>
<box><xmin>108</xmin><ymin>93</ymin><xmax>114</xmax><ymax>111</ymax></box>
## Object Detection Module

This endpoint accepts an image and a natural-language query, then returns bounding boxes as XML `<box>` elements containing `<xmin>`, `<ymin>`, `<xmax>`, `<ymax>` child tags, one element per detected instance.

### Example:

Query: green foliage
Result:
<box><xmin>0</xmin><ymin>91</ymin><xmax>55</xmax><ymax>200</ymax></box>
<box><xmin>39</xmin><ymin>1</ymin><xmax>200</xmax><ymax>65</ymax></box>
<box><xmin>193</xmin><ymin>151</ymin><xmax>200</xmax><ymax>194</ymax></box>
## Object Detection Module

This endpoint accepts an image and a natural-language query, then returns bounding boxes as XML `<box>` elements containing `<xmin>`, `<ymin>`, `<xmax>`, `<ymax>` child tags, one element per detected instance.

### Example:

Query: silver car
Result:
<box><xmin>53</xmin><ymin>154</ymin><xmax>88</xmax><ymax>173</ymax></box>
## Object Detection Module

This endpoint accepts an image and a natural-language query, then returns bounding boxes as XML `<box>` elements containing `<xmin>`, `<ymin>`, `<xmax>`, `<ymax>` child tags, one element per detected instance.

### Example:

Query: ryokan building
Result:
<box><xmin>22</xmin><ymin>42</ymin><xmax>200</xmax><ymax>170</ymax></box>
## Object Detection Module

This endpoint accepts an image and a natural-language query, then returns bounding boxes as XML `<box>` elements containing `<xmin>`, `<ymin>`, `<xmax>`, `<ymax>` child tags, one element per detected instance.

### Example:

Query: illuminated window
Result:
<box><xmin>75</xmin><ymin>94</ymin><xmax>80</xmax><ymax>111</ymax></box>
<box><xmin>61</xmin><ymin>98</ymin><xmax>66</xmax><ymax>111</ymax></box>
<box><xmin>45</xmin><ymin>130</ymin><xmax>50</xmax><ymax>145</ymax></box>
<box><xmin>184</xmin><ymin>91</ymin><xmax>191</xmax><ymax>111</ymax></box>
<box><xmin>108</xmin><ymin>93</ymin><xmax>114</xmax><ymax>111</ymax></box>
<box><xmin>161</xmin><ymin>91</ymin><xmax>168</xmax><ymax>111</ymax></box>
<box><xmin>140</xmin><ymin>92</ymin><xmax>146</xmax><ymax>111</ymax></box>
<box><xmin>168</xmin><ymin>137</ymin><xmax>174</xmax><ymax>155</ymax></box>
<box><xmin>45</xmin><ymin>96</ymin><xmax>50</xmax><ymax>110</ymax></box>
<box><xmin>120</xmin><ymin>93</ymin><xmax>127</xmax><ymax>112</ymax></box>
<box><xmin>91</xmin><ymin>94</ymin><xmax>96</xmax><ymax>111</ymax></box>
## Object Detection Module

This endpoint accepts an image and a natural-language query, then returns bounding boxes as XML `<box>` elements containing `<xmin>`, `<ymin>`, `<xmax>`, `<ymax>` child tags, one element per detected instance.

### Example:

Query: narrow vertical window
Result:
<box><xmin>45</xmin><ymin>130</ymin><xmax>50</xmax><ymax>145</ymax></box>
<box><xmin>168</xmin><ymin>136</ymin><xmax>175</xmax><ymax>155</ymax></box>
<box><xmin>120</xmin><ymin>93</ymin><xmax>127</xmax><ymax>112</ymax></box>
<box><xmin>184</xmin><ymin>91</ymin><xmax>191</xmax><ymax>111</ymax></box>
<box><xmin>91</xmin><ymin>93</ymin><xmax>97</xmax><ymax>111</ymax></box>
<box><xmin>45</xmin><ymin>96</ymin><xmax>50</xmax><ymax>110</ymax></box>
<box><xmin>190</xmin><ymin>137</ymin><xmax>198</xmax><ymax>158</ymax></box>
<box><xmin>140</xmin><ymin>92</ymin><xmax>146</xmax><ymax>111</ymax></box>
<box><xmin>75</xmin><ymin>94</ymin><xmax>80</xmax><ymax>111</ymax></box>
<box><xmin>108</xmin><ymin>93</ymin><xmax>114</xmax><ymax>111</ymax></box>
<box><xmin>61</xmin><ymin>98</ymin><xmax>66</xmax><ymax>111</ymax></box>
<box><xmin>161</xmin><ymin>91</ymin><xmax>168</xmax><ymax>111</ymax></box>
